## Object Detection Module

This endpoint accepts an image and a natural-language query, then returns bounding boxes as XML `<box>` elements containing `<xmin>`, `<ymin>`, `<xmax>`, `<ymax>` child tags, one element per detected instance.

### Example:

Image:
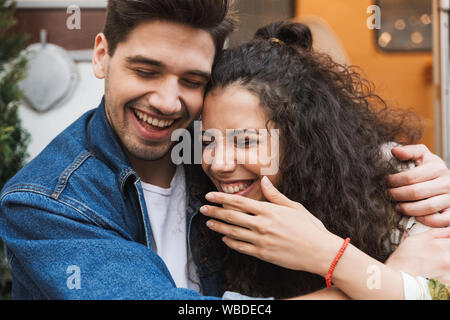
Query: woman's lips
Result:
<box><xmin>218</xmin><ymin>179</ymin><xmax>259</xmax><ymax>197</ymax></box>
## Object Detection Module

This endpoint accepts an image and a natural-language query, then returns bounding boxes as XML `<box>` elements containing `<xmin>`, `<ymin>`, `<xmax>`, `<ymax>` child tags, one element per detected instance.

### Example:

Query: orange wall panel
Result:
<box><xmin>296</xmin><ymin>0</ymin><xmax>434</xmax><ymax>151</ymax></box>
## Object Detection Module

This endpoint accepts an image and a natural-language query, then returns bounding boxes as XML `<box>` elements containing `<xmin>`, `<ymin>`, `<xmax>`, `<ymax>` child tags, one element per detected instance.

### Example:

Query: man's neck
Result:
<box><xmin>127</xmin><ymin>151</ymin><xmax>177</xmax><ymax>188</ymax></box>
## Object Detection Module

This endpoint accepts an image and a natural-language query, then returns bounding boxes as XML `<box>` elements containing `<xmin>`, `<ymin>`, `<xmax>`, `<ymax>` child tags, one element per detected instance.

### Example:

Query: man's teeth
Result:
<box><xmin>221</xmin><ymin>182</ymin><xmax>251</xmax><ymax>194</ymax></box>
<box><xmin>135</xmin><ymin>110</ymin><xmax>175</xmax><ymax>128</ymax></box>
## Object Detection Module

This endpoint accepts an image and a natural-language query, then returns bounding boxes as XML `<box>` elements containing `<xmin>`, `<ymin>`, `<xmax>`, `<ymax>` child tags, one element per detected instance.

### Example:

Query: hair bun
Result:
<box><xmin>254</xmin><ymin>21</ymin><xmax>312</xmax><ymax>51</ymax></box>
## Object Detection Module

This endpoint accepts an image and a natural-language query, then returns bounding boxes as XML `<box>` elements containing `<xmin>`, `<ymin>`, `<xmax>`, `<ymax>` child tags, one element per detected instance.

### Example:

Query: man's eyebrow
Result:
<box><xmin>126</xmin><ymin>55</ymin><xmax>210</xmax><ymax>80</ymax></box>
<box><xmin>185</xmin><ymin>70</ymin><xmax>211</xmax><ymax>81</ymax></box>
<box><xmin>125</xmin><ymin>55</ymin><xmax>164</xmax><ymax>67</ymax></box>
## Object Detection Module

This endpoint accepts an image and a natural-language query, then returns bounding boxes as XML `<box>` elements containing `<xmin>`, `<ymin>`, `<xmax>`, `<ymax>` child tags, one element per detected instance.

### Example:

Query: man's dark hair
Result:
<box><xmin>104</xmin><ymin>0</ymin><xmax>238</xmax><ymax>56</ymax></box>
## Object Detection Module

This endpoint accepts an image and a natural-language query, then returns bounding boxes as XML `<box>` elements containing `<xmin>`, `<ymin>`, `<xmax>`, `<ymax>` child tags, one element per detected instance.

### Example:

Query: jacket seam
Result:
<box><xmin>1</xmin><ymin>187</ymin><xmax>112</xmax><ymax>229</ymax></box>
<box><xmin>133</xmin><ymin>179</ymin><xmax>151</xmax><ymax>249</ymax></box>
<box><xmin>51</xmin><ymin>150</ymin><xmax>92</xmax><ymax>200</ymax></box>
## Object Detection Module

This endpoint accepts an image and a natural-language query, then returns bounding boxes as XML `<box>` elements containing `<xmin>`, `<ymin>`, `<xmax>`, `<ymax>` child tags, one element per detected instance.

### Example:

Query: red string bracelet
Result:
<box><xmin>325</xmin><ymin>237</ymin><xmax>351</xmax><ymax>288</ymax></box>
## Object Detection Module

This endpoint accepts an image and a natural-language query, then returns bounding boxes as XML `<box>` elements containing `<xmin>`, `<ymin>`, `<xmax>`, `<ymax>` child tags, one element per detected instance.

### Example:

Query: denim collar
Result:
<box><xmin>87</xmin><ymin>97</ymin><xmax>138</xmax><ymax>197</ymax></box>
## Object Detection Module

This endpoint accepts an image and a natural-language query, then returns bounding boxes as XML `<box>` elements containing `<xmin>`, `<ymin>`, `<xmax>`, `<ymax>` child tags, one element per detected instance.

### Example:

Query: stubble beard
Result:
<box><xmin>104</xmin><ymin>83</ymin><xmax>175</xmax><ymax>163</ymax></box>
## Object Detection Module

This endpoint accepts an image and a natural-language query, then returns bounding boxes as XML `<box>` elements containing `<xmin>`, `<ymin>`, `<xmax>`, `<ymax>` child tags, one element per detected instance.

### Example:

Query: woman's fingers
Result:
<box><xmin>204</xmin><ymin>178</ymin><xmax>302</xmax><ymax>218</ymax></box>
<box><xmin>200</xmin><ymin>205</ymin><xmax>258</xmax><ymax>230</ymax></box>
<box><xmin>206</xmin><ymin>219</ymin><xmax>259</xmax><ymax>244</ymax></box>
<box><xmin>416</xmin><ymin>210</ymin><xmax>450</xmax><ymax>228</ymax></box>
<box><xmin>388</xmin><ymin>145</ymin><xmax>450</xmax><ymax>221</ymax></box>
<box><xmin>260</xmin><ymin>176</ymin><xmax>299</xmax><ymax>208</ymax></box>
<box><xmin>221</xmin><ymin>236</ymin><xmax>259</xmax><ymax>257</ymax></box>
<box><xmin>390</xmin><ymin>144</ymin><xmax>432</xmax><ymax>163</ymax></box>
<box><xmin>388</xmin><ymin>145</ymin><xmax>448</xmax><ymax>188</ymax></box>
<box><xmin>396</xmin><ymin>194</ymin><xmax>450</xmax><ymax>216</ymax></box>
<box><xmin>389</xmin><ymin>176</ymin><xmax>447</xmax><ymax>202</ymax></box>
<box><xmin>205</xmin><ymin>191</ymin><xmax>269</xmax><ymax>216</ymax></box>
<box><xmin>388</xmin><ymin>161</ymin><xmax>446</xmax><ymax>188</ymax></box>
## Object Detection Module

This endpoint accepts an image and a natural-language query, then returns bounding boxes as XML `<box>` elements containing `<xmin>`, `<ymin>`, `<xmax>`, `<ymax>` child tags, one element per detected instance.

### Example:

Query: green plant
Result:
<box><xmin>0</xmin><ymin>0</ymin><xmax>30</xmax><ymax>300</ymax></box>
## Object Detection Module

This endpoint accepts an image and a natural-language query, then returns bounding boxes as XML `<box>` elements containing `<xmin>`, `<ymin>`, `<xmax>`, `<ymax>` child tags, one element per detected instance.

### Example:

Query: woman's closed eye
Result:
<box><xmin>235</xmin><ymin>137</ymin><xmax>258</xmax><ymax>148</ymax></box>
<box><xmin>202</xmin><ymin>136</ymin><xmax>216</xmax><ymax>149</ymax></box>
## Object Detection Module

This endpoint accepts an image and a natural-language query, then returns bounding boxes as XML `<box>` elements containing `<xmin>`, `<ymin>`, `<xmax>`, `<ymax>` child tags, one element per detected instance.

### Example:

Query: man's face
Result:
<box><xmin>93</xmin><ymin>20</ymin><xmax>215</xmax><ymax>162</ymax></box>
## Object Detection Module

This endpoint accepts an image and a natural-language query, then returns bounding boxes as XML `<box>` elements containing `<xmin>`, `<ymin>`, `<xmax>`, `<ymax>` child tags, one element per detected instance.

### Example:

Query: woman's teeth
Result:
<box><xmin>221</xmin><ymin>182</ymin><xmax>252</xmax><ymax>194</ymax></box>
<box><xmin>134</xmin><ymin>110</ymin><xmax>175</xmax><ymax>128</ymax></box>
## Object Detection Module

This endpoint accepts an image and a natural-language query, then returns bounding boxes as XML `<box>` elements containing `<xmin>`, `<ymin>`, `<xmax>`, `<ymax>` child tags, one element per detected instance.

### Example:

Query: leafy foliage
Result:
<box><xmin>0</xmin><ymin>0</ymin><xmax>30</xmax><ymax>299</ymax></box>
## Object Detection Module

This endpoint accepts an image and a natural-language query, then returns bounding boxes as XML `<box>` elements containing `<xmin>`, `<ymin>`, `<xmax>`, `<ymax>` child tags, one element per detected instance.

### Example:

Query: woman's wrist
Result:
<box><xmin>306</xmin><ymin>230</ymin><xmax>405</xmax><ymax>299</ymax></box>
<box><xmin>313</xmin><ymin>232</ymin><xmax>345</xmax><ymax>278</ymax></box>
<box><xmin>330</xmin><ymin>244</ymin><xmax>404</xmax><ymax>299</ymax></box>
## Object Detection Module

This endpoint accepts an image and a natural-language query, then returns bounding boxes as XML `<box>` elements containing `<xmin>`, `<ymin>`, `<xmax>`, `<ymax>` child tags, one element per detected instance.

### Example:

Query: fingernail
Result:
<box><xmin>206</xmin><ymin>220</ymin><xmax>214</xmax><ymax>228</ymax></box>
<box><xmin>262</xmin><ymin>176</ymin><xmax>272</xmax><ymax>187</ymax></box>
<box><xmin>205</xmin><ymin>193</ymin><xmax>214</xmax><ymax>201</ymax></box>
<box><xmin>200</xmin><ymin>206</ymin><xmax>208</xmax><ymax>214</ymax></box>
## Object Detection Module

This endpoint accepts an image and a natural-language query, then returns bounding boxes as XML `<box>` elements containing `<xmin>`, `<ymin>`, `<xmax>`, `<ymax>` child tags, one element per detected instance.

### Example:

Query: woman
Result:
<box><xmin>195</xmin><ymin>21</ymin><xmax>449</xmax><ymax>299</ymax></box>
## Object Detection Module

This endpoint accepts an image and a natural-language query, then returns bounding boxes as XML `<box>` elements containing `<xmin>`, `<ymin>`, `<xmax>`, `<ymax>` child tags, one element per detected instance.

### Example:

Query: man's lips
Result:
<box><xmin>133</xmin><ymin>108</ymin><xmax>179</xmax><ymax>124</ymax></box>
<box><xmin>130</xmin><ymin>107</ymin><xmax>180</xmax><ymax>140</ymax></box>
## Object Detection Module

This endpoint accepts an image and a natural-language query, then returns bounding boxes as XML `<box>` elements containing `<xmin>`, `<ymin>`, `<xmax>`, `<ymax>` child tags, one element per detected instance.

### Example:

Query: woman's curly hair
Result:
<box><xmin>193</xmin><ymin>20</ymin><xmax>423</xmax><ymax>299</ymax></box>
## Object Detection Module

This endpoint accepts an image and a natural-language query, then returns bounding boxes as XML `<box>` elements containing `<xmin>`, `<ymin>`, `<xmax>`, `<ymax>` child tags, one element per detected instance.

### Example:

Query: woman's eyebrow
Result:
<box><xmin>201</xmin><ymin>130</ymin><xmax>215</xmax><ymax>138</ymax></box>
<box><xmin>201</xmin><ymin>129</ymin><xmax>261</xmax><ymax>137</ymax></box>
<box><xmin>228</xmin><ymin>129</ymin><xmax>259</xmax><ymax>135</ymax></box>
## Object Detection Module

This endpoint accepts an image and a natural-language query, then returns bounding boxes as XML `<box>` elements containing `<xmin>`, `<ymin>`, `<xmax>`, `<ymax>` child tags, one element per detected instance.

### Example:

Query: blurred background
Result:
<box><xmin>0</xmin><ymin>0</ymin><xmax>449</xmax><ymax>298</ymax></box>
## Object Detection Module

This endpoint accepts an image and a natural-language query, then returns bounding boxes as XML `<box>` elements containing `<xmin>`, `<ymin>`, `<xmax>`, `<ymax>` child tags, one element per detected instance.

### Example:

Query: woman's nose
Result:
<box><xmin>210</xmin><ymin>142</ymin><xmax>236</xmax><ymax>173</ymax></box>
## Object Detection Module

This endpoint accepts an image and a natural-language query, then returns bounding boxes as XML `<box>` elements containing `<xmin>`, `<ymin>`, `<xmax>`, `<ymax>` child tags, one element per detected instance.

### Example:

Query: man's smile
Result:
<box><xmin>130</xmin><ymin>107</ymin><xmax>181</xmax><ymax>141</ymax></box>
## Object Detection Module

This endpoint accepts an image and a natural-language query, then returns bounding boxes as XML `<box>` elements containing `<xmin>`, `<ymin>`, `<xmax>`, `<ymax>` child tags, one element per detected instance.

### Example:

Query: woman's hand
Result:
<box><xmin>201</xmin><ymin>177</ymin><xmax>406</xmax><ymax>299</ymax></box>
<box><xmin>388</xmin><ymin>144</ymin><xmax>450</xmax><ymax>227</ymax></box>
<box><xmin>385</xmin><ymin>227</ymin><xmax>450</xmax><ymax>284</ymax></box>
<box><xmin>200</xmin><ymin>176</ymin><xmax>343</xmax><ymax>276</ymax></box>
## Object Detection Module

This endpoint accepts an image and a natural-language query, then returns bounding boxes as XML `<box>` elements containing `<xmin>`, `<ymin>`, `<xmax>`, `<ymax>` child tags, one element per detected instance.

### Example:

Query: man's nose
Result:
<box><xmin>147</xmin><ymin>76</ymin><xmax>182</xmax><ymax>115</ymax></box>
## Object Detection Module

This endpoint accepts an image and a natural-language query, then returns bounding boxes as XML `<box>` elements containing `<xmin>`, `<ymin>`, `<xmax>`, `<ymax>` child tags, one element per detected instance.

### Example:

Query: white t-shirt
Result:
<box><xmin>141</xmin><ymin>165</ymin><xmax>200</xmax><ymax>292</ymax></box>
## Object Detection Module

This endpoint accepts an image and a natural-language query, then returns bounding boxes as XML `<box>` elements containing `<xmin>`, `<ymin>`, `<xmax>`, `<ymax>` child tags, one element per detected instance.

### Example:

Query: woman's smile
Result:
<box><xmin>216</xmin><ymin>178</ymin><xmax>259</xmax><ymax>196</ymax></box>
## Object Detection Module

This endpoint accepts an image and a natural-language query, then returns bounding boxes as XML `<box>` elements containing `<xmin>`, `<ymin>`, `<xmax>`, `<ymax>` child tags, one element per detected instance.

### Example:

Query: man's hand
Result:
<box><xmin>385</xmin><ymin>227</ymin><xmax>450</xmax><ymax>284</ymax></box>
<box><xmin>388</xmin><ymin>144</ymin><xmax>450</xmax><ymax>227</ymax></box>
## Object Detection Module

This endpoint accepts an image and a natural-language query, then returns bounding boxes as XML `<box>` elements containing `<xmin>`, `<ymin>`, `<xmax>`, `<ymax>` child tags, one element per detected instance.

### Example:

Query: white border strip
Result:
<box><xmin>440</xmin><ymin>0</ymin><xmax>450</xmax><ymax>165</ymax></box>
<box><xmin>15</xmin><ymin>0</ymin><xmax>107</xmax><ymax>9</ymax></box>
<box><xmin>433</xmin><ymin>0</ymin><xmax>443</xmax><ymax>157</ymax></box>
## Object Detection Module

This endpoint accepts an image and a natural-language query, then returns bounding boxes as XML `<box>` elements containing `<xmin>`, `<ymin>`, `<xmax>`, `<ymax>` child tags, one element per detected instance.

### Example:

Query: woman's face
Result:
<box><xmin>201</xmin><ymin>85</ymin><xmax>281</xmax><ymax>201</ymax></box>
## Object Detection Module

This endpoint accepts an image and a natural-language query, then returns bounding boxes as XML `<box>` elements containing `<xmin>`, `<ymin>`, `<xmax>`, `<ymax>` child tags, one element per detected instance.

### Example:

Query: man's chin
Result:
<box><xmin>125</xmin><ymin>141</ymin><xmax>174</xmax><ymax>162</ymax></box>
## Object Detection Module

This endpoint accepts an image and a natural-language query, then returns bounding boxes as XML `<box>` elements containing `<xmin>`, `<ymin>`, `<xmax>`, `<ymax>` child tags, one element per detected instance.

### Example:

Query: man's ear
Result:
<box><xmin>92</xmin><ymin>33</ymin><xmax>109</xmax><ymax>79</ymax></box>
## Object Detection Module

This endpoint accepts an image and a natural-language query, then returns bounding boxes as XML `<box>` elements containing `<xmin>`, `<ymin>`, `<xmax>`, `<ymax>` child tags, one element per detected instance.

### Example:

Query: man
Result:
<box><xmin>0</xmin><ymin>0</ymin><xmax>448</xmax><ymax>299</ymax></box>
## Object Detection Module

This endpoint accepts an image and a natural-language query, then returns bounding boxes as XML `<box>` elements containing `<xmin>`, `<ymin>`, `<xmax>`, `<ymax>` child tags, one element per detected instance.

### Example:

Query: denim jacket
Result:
<box><xmin>0</xmin><ymin>98</ymin><xmax>226</xmax><ymax>299</ymax></box>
